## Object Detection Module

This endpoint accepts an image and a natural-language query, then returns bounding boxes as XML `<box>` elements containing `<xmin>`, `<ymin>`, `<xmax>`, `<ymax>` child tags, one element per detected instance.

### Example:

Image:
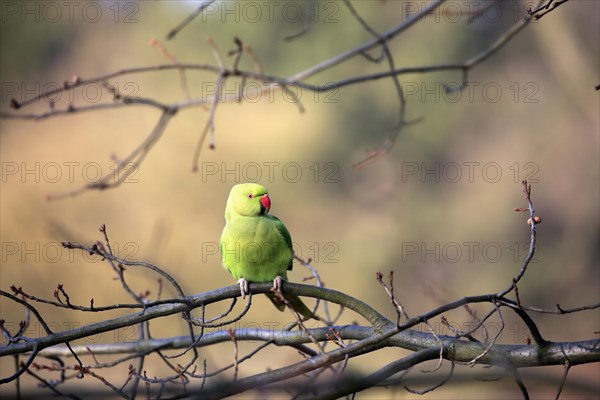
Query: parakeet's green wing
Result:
<box><xmin>266</xmin><ymin>214</ymin><xmax>315</xmax><ymax>319</ymax></box>
<box><xmin>270</xmin><ymin>215</ymin><xmax>293</xmax><ymax>271</ymax></box>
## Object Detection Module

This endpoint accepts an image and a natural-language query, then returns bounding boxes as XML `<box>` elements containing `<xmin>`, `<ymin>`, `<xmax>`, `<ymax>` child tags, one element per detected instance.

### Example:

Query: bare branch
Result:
<box><xmin>527</xmin><ymin>0</ymin><xmax>570</xmax><ymax>20</ymax></box>
<box><xmin>166</xmin><ymin>0</ymin><xmax>217</xmax><ymax>40</ymax></box>
<box><xmin>284</xmin><ymin>0</ymin><xmax>315</xmax><ymax>42</ymax></box>
<box><xmin>404</xmin><ymin>361</ymin><xmax>455</xmax><ymax>395</ymax></box>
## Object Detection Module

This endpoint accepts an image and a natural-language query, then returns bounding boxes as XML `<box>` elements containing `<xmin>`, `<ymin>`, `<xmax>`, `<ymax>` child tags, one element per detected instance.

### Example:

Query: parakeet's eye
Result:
<box><xmin>247</xmin><ymin>193</ymin><xmax>253</xmax><ymax>199</ymax></box>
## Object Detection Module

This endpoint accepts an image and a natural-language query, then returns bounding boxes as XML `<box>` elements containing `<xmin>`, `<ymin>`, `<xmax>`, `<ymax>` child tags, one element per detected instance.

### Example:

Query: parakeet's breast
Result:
<box><xmin>220</xmin><ymin>215</ymin><xmax>292</xmax><ymax>282</ymax></box>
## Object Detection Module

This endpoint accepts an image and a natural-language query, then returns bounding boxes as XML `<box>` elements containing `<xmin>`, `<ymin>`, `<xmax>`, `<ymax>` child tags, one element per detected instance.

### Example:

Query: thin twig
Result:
<box><xmin>166</xmin><ymin>0</ymin><xmax>217</xmax><ymax>40</ymax></box>
<box><xmin>528</xmin><ymin>0</ymin><xmax>570</xmax><ymax>20</ymax></box>
<box><xmin>376</xmin><ymin>271</ymin><xmax>405</xmax><ymax>324</ymax></box>
<box><xmin>150</xmin><ymin>39</ymin><xmax>192</xmax><ymax>100</ymax></box>
<box><xmin>284</xmin><ymin>0</ymin><xmax>315</xmax><ymax>41</ymax></box>
<box><xmin>404</xmin><ymin>361</ymin><xmax>455</xmax><ymax>395</ymax></box>
<box><xmin>554</xmin><ymin>346</ymin><xmax>572</xmax><ymax>400</ymax></box>
<box><xmin>227</xmin><ymin>328</ymin><xmax>239</xmax><ymax>382</ymax></box>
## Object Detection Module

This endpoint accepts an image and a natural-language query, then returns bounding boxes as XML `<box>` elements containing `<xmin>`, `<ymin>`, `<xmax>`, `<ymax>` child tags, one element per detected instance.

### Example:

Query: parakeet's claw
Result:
<box><xmin>272</xmin><ymin>276</ymin><xmax>284</xmax><ymax>294</ymax></box>
<box><xmin>237</xmin><ymin>278</ymin><xmax>249</xmax><ymax>299</ymax></box>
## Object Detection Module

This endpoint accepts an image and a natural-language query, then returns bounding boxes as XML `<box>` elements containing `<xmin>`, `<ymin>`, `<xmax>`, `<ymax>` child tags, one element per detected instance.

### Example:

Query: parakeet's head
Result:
<box><xmin>225</xmin><ymin>183</ymin><xmax>271</xmax><ymax>219</ymax></box>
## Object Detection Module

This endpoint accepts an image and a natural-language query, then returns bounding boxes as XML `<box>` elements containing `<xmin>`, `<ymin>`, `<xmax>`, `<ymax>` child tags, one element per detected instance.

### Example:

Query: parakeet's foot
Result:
<box><xmin>272</xmin><ymin>276</ymin><xmax>284</xmax><ymax>294</ymax></box>
<box><xmin>237</xmin><ymin>278</ymin><xmax>249</xmax><ymax>299</ymax></box>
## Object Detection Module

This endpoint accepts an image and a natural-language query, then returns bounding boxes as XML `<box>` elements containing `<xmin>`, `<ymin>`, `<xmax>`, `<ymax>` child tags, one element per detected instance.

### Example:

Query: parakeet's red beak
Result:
<box><xmin>259</xmin><ymin>194</ymin><xmax>271</xmax><ymax>213</ymax></box>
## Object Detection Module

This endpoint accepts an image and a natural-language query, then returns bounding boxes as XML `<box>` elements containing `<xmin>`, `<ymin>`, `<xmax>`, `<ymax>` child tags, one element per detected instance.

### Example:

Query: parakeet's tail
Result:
<box><xmin>265</xmin><ymin>292</ymin><xmax>315</xmax><ymax>320</ymax></box>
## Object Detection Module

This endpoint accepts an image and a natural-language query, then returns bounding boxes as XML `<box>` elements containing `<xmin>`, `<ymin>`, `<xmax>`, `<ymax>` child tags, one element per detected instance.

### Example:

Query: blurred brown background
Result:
<box><xmin>1</xmin><ymin>1</ymin><xmax>598</xmax><ymax>398</ymax></box>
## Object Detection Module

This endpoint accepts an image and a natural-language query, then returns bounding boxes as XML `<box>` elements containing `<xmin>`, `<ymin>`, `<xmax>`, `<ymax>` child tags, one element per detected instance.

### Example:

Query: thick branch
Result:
<box><xmin>36</xmin><ymin>325</ymin><xmax>599</xmax><ymax>367</ymax></box>
<box><xmin>0</xmin><ymin>282</ymin><xmax>390</xmax><ymax>357</ymax></box>
<box><xmin>3</xmin><ymin>284</ymin><xmax>598</xmax><ymax>367</ymax></box>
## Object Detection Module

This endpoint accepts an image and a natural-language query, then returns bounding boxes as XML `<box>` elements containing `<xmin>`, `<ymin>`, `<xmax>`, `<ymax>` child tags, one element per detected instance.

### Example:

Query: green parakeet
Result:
<box><xmin>220</xmin><ymin>183</ymin><xmax>313</xmax><ymax>319</ymax></box>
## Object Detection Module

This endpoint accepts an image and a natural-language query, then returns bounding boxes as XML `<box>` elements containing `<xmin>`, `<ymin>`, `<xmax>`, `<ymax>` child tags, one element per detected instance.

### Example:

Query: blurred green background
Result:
<box><xmin>1</xmin><ymin>1</ymin><xmax>598</xmax><ymax>398</ymax></box>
